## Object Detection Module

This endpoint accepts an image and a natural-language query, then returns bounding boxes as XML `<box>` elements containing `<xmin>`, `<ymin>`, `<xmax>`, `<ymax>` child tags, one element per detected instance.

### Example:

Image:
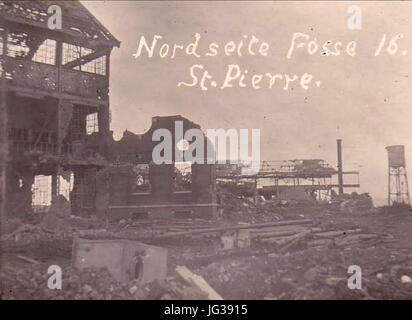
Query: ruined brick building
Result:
<box><xmin>0</xmin><ymin>1</ymin><xmax>218</xmax><ymax>220</ymax></box>
<box><xmin>105</xmin><ymin>115</ymin><xmax>217</xmax><ymax>220</ymax></box>
<box><xmin>0</xmin><ymin>1</ymin><xmax>120</xmax><ymax>217</ymax></box>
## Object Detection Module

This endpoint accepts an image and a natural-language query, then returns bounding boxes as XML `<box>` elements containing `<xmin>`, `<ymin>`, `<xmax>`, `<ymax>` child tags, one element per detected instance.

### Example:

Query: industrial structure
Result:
<box><xmin>216</xmin><ymin>140</ymin><xmax>360</xmax><ymax>202</ymax></box>
<box><xmin>0</xmin><ymin>1</ymin><xmax>363</xmax><ymax>222</ymax></box>
<box><xmin>0</xmin><ymin>2</ymin><xmax>218</xmax><ymax>221</ymax></box>
<box><xmin>104</xmin><ymin>115</ymin><xmax>218</xmax><ymax>220</ymax></box>
<box><xmin>0</xmin><ymin>1</ymin><xmax>120</xmax><ymax>218</ymax></box>
<box><xmin>386</xmin><ymin>145</ymin><xmax>410</xmax><ymax>206</ymax></box>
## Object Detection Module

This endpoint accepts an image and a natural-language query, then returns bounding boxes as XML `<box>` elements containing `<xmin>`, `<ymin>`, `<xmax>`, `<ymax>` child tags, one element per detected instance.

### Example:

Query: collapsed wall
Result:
<box><xmin>104</xmin><ymin>115</ymin><xmax>218</xmax><ymax>220</ymax></box>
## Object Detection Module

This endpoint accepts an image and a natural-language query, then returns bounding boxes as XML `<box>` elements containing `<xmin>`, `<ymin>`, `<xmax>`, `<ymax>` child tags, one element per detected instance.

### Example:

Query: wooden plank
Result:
<box><xmin>253</xmin><ymin>228</ymin><xmax>321</xmax><ymax>240</ymax></box>
<box><xmin>261</xmin><ymin>228</ymin><xmax>362</xmax><ymax>244</ymax></box>
<box><xmin>63</xmin><ymin>49</ymin><xmax>107</xmax><ymax>69</ymax></box>
<box><xmin>16</xmin><ymin>255</ymin><xmax>40</xmax><ymax>265</ymax></box>
<box><xmin>176</xmin><ymin>266</ymin><xmax>223</xmax><ymax>300</ymax></box>
<box><xmin>154</xmin><ymin>219</ymin><xmax>313</xmax><ymax>239</ymax></box>
<box><xmin>278</xmin><ymin>230</ymin><xmax>311</xmax><ymax>254</ymax></box>
<box><xmin>249</xmin><ymin>225</ymin><xmax>309</xmax><ymax>234</ymax></box>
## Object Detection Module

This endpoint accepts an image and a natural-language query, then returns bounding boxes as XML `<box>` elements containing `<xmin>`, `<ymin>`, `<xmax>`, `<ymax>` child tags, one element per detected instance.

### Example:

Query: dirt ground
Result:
<box><xmin>1</xmin><ymin>204</ymin><xmax>412</xmax><ymax>300</ymax></box>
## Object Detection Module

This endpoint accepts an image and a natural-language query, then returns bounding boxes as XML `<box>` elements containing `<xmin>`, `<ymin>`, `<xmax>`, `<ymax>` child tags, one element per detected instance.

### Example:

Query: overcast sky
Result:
<box><xmin>82</xmin><ymin>1</ymin><xmax>412</xmax><ymax>205</ymax></box>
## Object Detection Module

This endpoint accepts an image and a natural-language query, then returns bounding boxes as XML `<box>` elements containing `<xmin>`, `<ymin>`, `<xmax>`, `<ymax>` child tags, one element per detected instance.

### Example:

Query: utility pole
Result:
<box><xmin>337</xmin><ymin>139</ymin><xmax>344</xmax><ymax>196</ymax></box>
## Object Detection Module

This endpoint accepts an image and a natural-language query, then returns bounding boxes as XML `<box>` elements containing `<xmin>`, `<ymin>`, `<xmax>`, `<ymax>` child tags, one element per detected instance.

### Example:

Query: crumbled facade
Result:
<box><xmin>105</xmin><ymin>115</ymin><xmax>218</xmax><ymax>220</ymax></box>
<box><xmin>0</xmin><ymin>1</ymin><xmax>120</xmax><ymax>218</ymax></box>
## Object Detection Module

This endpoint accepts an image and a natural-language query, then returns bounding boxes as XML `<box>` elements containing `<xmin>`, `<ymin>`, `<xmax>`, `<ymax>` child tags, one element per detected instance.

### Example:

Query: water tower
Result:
<box><xmin>386</xmin><ymin>145</ymin><xmax>410</xmax><ymax>205</ymax></box>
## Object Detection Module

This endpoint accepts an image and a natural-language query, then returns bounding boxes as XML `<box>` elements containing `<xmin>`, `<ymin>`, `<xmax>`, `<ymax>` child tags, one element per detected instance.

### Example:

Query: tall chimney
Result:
<box><xmin>337</xmin><ymin>139</ymin><xmax>344</xmax><ymax>196</ymax></box>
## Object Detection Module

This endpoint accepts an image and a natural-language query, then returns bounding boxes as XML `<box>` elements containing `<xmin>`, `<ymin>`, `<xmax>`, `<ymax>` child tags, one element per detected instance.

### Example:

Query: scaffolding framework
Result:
<box><xmin>388</xmin><ymin>166</ymin><xmax>410</xmax><ymax>206</ymax></box>
<box><xmin>386</xmin><ymin>145</ymin><xmax>410</xmax><ymax>206</ymax></box>
<box><xmin>216</xmin><ymin>159</ymin><xmax>360</xmax><ymax>201</ymax></box>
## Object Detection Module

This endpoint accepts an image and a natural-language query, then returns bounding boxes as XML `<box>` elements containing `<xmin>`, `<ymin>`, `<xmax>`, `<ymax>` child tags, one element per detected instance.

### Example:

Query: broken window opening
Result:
<box><xmin>62</xmin><ymin>43</ymin><xmax>83</xmax><ymax>68</ymax></box>
<box><xmin>6</xmin><ymin>32</ymin><xmax>56</xmax><ymax>65</ymax></box>
<box><xmin>32</xmin><ymin>175</ymin><xmax>51</xmax><ymax>212</ymax></box>
<box><xmin>62</xmin><ymin>43</ymin><xmax>106</xmax><ymax>75</ymax></box>
<box><xmin>59</xmin><ymin>172</ymin><xmax>74</xmax><ymax>201</ymax></box>
<box><xmin>32</xmin><ymin>39</ymin><xmax>56</xmax><ymax>65</ymax></box>
<box><xmin>32</xmin><ymin>173</ymin><xmax>74</xmax><ymax>213</ymax></box>
<box><xmin>7</xmin><ymin>32</ymin><xmax>29</xmax><ymax>58</ymax></box>
<box><xmin>67</xmin><ymin>105</ymin><xmax>98</xmax><ymax>143</ymax></box>
<box><xmin>132</xmin><ymin>164</ymin><xmax>151</xmax><ymax>193</ymax></box>
<box><xmin>86</xmin><ymin>112</ymin><xmax>99</xmax><ymax>135</ymax></box>
<box><xmin>82</xmin><ymin>55</ymin><xmax>106</xmax><ymax>75</ymax></box>
<box><xmin>174</xmin><ymin>162</ymin><xmax>192</xmax><ymax>192</ymax></box>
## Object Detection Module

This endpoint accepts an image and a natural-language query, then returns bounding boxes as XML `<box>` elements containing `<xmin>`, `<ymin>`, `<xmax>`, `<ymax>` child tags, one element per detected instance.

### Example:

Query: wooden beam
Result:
<box><xmin>63</xmin><ymin>49</ymin><xmax>107</xmax><ymax>69</ymax></box>
<box><xmin>9</xmin><ymin>85</ymin><xmax>109</xmax><ymax>107</ymax></box>
<box><xmin>154</xmin><ymin>219</ymin><xmax>313</xmax><ymax>239</ymax></box>
<box><xmin>176</xmin><ymin>266</ymin><xmax>223</xmax><ymax>300</ymax></box>
<box><xmin>16</xmin><ymin>255</ymin><xmax>40</xmax><ymax>265</ymax></box>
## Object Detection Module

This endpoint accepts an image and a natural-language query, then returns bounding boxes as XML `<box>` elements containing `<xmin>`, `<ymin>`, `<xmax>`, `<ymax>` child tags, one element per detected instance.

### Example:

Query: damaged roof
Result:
<box><xmin>0</xmin><ymin>0</ymin><xmax>120</xmax><ymax>47</ymax></box>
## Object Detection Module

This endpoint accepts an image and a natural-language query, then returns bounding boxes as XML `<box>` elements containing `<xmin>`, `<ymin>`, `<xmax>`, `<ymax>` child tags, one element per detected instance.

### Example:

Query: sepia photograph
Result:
<box><xmin>0</xmin><ymin>0</ymin><xmax>412</xmax><ymax>302</ymax></box>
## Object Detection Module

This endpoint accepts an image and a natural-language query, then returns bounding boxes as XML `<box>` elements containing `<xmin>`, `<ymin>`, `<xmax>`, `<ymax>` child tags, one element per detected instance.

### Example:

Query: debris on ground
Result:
<box><xmin>2</xmin><ymin>194</ymin><xmax>412</xmax><ymax>299</ymax></box>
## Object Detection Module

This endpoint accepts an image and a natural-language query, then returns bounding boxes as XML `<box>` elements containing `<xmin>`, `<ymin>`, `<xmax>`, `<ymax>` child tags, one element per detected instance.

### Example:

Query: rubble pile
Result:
<box><xmin>333</xmin><ymin>192</ymin><xmax>375</xmax><ymax>213</ymax></box>
<box><xmin>194</xmin><ymin>246</ymin><xmax>412</xmax><ymax>300</ymax></box>
<box><xmin>0</xmin><ymin>264</ymin><xmax>207</xmax><ymax>300</ymax></box>
<box><xmin>2</xmin><ymin>266</ymin><xmax>126</xmax><ymax>300</ymax></box>
<box><xmin>217</xmin><ymin>184</ymin><xmax>337</xmax><ymax>222</ymax></box>
<box><xmin>1</xmin><ymin>214</ymin><xmax>105</xmax><ymax>243</ymax></box>
<box><xmin>217</xmin><ymin>186</ymin><xmax>261</xmax><ymax>219</ymax></box>
<box><xmin>2</xmin><ymin>188</ymin><xmax>412</xmax><ymax>300</ymax></box>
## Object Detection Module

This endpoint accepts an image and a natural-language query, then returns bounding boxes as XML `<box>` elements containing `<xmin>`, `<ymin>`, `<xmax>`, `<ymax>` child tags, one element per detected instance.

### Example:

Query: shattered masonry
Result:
<box><xmin>0</xmin><ymin>1</ymin><xmax>361</xmax><ymax>221</ymax></box>
<box><xmin>0</xmin><ymin>1</ymin><xmax>218</xmax><ymax>220</ymax></box>
<box><xmin>0</xmin><ymin>1</ymin><xmax>119</xmax><ymax>219</ymax></box>
<box><xmin>1</xmin><ymin>1</ymin><xmax>412</xmax><ymax>301</ymax></box>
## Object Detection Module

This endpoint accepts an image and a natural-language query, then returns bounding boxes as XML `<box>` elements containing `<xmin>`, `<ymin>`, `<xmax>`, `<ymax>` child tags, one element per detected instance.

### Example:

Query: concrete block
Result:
<box><xmin>72</xmin><ymin>238</ymin><xmax>167</xmax><ymax>284</ymax></box>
